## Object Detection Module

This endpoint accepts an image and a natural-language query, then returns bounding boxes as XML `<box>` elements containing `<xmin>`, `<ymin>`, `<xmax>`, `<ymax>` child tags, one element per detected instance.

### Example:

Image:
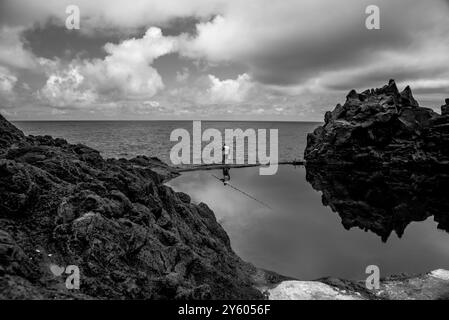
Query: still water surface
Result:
<box><xmin>168</xmin><ymin>165</ymin><xmax>449</xmax><ymax>280</ymax></box>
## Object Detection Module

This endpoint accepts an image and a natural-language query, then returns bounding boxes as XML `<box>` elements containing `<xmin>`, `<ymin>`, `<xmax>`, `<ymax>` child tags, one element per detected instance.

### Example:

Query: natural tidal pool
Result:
<box><xmin>167</xmin><ymin>165</ymin><xmax>449</xmax><ymax>280</ymax></box>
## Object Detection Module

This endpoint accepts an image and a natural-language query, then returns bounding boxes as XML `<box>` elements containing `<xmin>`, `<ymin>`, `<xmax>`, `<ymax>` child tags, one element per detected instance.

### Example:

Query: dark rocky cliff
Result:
<box><xmin>300</xmin><ymin>81</ymin><xmax>449</xmax><ymax>299</ymax></box>
<box><xmin>305</xmin><ymin>80</ymin><xmax>449</xmax><ymax>166</ymax></box>
<box><xmin>0</xmin><ymin>114</ymin><xmax>274</xmax><ymax>299</ymax></box>
<box><xmin>304</xmin><ymin>80</ymin><xmax>449</xmax><ymax>242</ymax></box>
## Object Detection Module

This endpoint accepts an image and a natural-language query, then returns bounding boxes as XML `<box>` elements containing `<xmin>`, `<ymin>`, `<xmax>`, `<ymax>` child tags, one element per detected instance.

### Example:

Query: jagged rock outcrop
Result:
<box><xmin>305</xmin><ymin>80</ymin><xmax>449</xmax><ymax>166</ymax></box>
<box><xmin>442</xmin><ymin>99</ymin><xmax>449</xmax><ymax>116</ymax></box>
<box><xmin>0</xmin><ymin>114</ymin><xmax>24</xmax><ymax>151</ymax></box>
<box><xmin>0</xmin><ymin>113</ymin><xmax>282</xmax><ymax>299</ymax></box>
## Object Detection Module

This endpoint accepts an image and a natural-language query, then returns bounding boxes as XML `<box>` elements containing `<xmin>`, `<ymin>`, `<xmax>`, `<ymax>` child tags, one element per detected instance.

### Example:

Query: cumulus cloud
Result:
<box><xmin>206</xmin><ymin>73</ymin><xmax>253</xmax><ymax>103</ymax></box>
<box><xmin>38</xmin><ymin>27</ymin><xmax>180</xmax><ymax>108</ymax></box>
<box><xmin>0</xmin><ymin>66</ymin><xmax>18</xmax><ymax>93</ymax></box>
<box><xmin>0</xmin><ymin>66</ymin><xmax>19</xmax><ymax>108</ymax></box>
<box><xmin>33</xmin><ymin>26</ymin><xmax>255</xmax><ymax>110</ymax></box>
<box><xmin>182</xmin><ymin>0</ymin><xmax>449</xmax><ymax>89</ymax></box>
<box><xmin>38</xmin><ymin>65</ymin><xmax>97</xmax><ymax>108</ymax></box>
<box><xmin>82</xmin><ymin>28</ymin><xmax>179</xmax><ymax>98</ymax></box>
<box><xmin>2</xmin><ymin>0</ymin><xmax>449</xmax><ymax>119</ymax></box>
<box><xmin>0</xmin><ymin>26</ymin><xmax>37</xmax><ymax>69</ymax></box>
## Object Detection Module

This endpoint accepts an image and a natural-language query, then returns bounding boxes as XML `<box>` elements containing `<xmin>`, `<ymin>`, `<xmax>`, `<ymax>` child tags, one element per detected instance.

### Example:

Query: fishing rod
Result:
<box><xmin>211</xmin><ymin>174</ymin><xmax>273</xmax><ymax>210</ymax></box>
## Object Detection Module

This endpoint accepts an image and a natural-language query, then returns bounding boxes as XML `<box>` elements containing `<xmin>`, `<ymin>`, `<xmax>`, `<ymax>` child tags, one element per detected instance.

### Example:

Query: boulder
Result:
<box><xmin>305</xmin><ymin>80</ymin><xmax>448</xmax><ymax>166</ymax></box>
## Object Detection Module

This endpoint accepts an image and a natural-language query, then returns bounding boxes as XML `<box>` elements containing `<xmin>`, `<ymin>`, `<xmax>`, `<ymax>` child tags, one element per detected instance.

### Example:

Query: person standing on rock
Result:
<box><xmin>222</xmin><ymin>143</ymin><xmax>230</xmax><ymax>164</ymax></box>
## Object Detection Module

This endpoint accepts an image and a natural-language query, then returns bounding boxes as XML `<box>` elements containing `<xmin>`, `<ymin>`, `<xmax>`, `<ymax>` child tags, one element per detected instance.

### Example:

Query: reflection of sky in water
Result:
<box><xmin>167</xmin><ymin>166</ymin><xmax>449</xmax><ymax>280</ymax></box>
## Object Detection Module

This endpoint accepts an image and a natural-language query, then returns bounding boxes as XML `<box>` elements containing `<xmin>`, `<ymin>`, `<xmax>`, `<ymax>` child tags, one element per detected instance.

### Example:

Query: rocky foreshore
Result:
<box><xmin>266</xmin><ymin>269</ymin><xmax>449</xmax><ymax>300</ymax></box>
<box><xmin>305</xmin><ymin>80</ymin><xmax>449</xmax><ymax>167</ymax></box>
<box><xmin>0</xmin><ymin>114</ymin><xmax>288</xmax><ymax>299</ymax></box>
<box><xmin>1</xmin><ymin>112</ymin><xmax>449</xmax><ymax>300</ymax></box>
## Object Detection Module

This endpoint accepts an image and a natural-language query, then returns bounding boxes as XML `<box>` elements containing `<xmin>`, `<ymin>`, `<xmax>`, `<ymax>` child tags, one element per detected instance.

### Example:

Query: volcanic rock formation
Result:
<box><xmin>0</xmin><ymin>114</ymin><xmax>284</xmax><ymax>299</ymax></box>
<box><xmin>305</xmin><ymin>80</ymin><xmax>449</xmax><ymax>166</ymax></box>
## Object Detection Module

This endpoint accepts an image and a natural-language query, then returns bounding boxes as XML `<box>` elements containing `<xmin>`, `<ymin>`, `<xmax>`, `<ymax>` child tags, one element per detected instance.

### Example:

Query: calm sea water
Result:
<box><xmin>14</xmin><ymin>121</ymin><xmax>319</xmax><ymax>164</ymax></box>
<box><xmin>168</xmin><ymin>166</ymin><xmax>449</xmax><ymax>280</ymax></box>
<box><xmin>14</xmin><ymin>121</ymin><xmax>449</xmax><ymax>280</ymax></box>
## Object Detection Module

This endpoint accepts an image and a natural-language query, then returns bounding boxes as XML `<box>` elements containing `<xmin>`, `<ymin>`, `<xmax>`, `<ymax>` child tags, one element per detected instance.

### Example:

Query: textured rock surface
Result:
<box><xmin>305</xmin><ymin>80</ymin><xmax>449</xmax><ymax>166</ymax></box>
<box><xmin>0</xmin><ymin>113</ymin><xmax>279</xmax><ymax>299</ymax></box>
<box><xmin>267</xmin><ymin>281</ymin><xmax>364</xmax><ymax>300</ymax></box>
<box><xmin>301</xmin><ymin>81</ymin><xmax>449</xmax><ymax>299</ymax></box>
<box><xmin>371</xmin><ymin>269</ymin><xmax>449</xmax><ymax>300</ymax></box>
<box><xmin>268</xmin><ymin>269</ymin><xmax>449</xmax><ymax>300</ymax></box>
<box><xmin>442</xmin><ymin>99</ymin><xmax>449</xmax><ymax>116</ymax></box>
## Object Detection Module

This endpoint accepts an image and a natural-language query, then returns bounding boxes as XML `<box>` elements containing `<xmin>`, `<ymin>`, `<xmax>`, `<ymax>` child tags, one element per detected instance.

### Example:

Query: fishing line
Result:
<box><xmin>211</xmin><ymin>174</ymin><xmax>273</xmax><ymax>210</ymax></box>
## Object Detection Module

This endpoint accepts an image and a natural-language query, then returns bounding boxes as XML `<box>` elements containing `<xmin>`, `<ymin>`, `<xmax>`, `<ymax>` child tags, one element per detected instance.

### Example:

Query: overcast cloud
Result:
<box><xmin>0</xmin><ymin>0</ymin><xmax>449</xmax><ymax>120</ymax></box>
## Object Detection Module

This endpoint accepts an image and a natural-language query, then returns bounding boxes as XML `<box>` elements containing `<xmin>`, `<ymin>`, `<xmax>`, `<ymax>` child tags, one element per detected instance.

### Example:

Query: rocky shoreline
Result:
<box><xmin>296</xmin><ymin>80</ymin><xmax>449</xmax><ymax>299</ymax></box>
<box><xmin>266</xmin><ymin>269</ymin><xmax>449</xmax><ymax>300</ymax></box>
<box><xmin>1</xmin><ymin>105</ymin><xmax>449</xmax><ymax>299</ymax></box>
<box><xmin>0</xmin><ymin>113</ymin><xmax>289</xmax><ymax>299</ymax></box>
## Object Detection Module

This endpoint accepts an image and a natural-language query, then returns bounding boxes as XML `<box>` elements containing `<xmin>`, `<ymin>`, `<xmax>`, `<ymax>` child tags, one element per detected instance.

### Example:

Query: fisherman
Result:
<box><xmin>222</xmin><ymin>143</ymin><xmax>230</xmax><ymax>164</ymax></box>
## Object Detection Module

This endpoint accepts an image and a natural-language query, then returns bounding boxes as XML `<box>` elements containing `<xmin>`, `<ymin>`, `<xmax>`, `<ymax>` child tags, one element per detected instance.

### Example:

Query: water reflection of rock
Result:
<box><xmin>305</xmin><ymin>165</ymin><xmax>449</xmax><ymax>242</ymax></box>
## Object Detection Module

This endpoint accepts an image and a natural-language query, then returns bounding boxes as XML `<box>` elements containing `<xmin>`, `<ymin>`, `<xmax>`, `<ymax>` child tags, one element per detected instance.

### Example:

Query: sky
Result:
<box><xmin>0</xmin><ymin>0</ymin><xmax>449</xmax><ymax>121</ymax></box>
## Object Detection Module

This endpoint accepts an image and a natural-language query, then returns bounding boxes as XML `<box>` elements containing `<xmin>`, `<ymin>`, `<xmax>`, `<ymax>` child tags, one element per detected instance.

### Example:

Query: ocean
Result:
<box><xmin>14</xmin><ymin>121</ymin><xmax>320</xmax><ymax>164</ymax></box>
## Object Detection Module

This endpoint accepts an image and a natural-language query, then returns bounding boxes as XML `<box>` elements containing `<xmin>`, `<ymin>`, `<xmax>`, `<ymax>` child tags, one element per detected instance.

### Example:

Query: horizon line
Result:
<box><xmin>12</xmin><ymin>119</ymin><xmax>323</xmax><ymax>123</ymax></box>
